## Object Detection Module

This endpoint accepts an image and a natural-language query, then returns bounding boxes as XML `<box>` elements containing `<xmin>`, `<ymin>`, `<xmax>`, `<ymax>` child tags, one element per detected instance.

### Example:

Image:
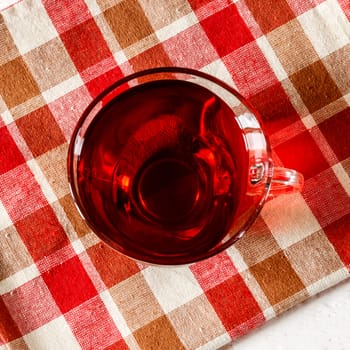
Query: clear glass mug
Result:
<box><xmin>68</xmin><ymin>67</ymin><xmax>304</xmax><ymax>265</ymax></box>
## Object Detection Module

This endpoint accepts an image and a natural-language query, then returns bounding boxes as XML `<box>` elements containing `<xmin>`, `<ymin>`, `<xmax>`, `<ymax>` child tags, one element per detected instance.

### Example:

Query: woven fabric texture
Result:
<box><xmin>0</xmin><ymin>0</ymin><xmax>350</xmax><ymax>349</ymax></box>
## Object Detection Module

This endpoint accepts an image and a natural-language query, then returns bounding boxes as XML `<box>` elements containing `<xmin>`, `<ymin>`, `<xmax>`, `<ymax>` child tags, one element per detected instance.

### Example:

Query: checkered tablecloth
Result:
<box><xmin>0</xmin><ymin>0</ymin><xmax>350</xmax><ymax>349</ymax></box>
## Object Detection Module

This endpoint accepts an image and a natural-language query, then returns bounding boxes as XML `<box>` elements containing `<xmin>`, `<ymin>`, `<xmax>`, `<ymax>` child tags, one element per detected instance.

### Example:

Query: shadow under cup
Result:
<box><xmin>67</xmin><ymin>67</ymin><xmax>301</xmax><ymax>265</ymax></box>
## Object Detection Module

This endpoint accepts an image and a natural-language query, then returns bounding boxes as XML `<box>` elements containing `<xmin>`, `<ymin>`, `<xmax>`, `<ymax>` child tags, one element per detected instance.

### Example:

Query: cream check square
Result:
<box><xmin>42</xmin><ymin>75</ymin><xmax>84</xmax><ymax>105</ymax></box>
<box><xmin>24</xmin><ymin>38</ymin><xmax>77</xmax><ymax>92</ymax></box>
<box><xmin>0</xmin><ymin>263</ymin><xmax>40</xmax><ymax>295</ymax></box>
<box><xmin>226</xmin><ymin>245</ymin><xmax>249</xmax><ymax>273</ymax></box>
<box><xmin>24</xmin><ymin>316</ymin><xmax>81</xmax><ymax>350</ymax></box>
<box><xmin>3</xmin><ymin>0</ymin><xmax>58</xmax><ymax>55</ymax></box>
<box><xmin>168</xmin><ymin>295</ymin><xmax>226</xmax><ymax>350</ymax></box>
<box><xmin>36</xmin><ymin>144</ymin><xmax>70</xmax><ymax>199</ymax></box>
<box><xmin>0</xmin><ymin>199</ymin><xmax>12</xmax><ymax>231</ymax></box>
<box><xmin>306</xmin><ymin>267</ymin><xmax>349</xmax><ymax>296</ymax></box>
<box><xmin>298</xmin><ymin>0</ymin><xmax>350</xmax><ymax>58</ymax></box>
<box><xmin>0</xmin><ymin>226</ymin><xmax>33</xmax><ymax>280</ymax></box>
<box><xmin>256</xmin><ymin>36</ymin><xmax>288</xmax><ymax>81</ymax></box>
<box><xmin>138</xmin><ymin>0</ymin><xmax>193</xmax><ymax>31</ymax></box>
<box><xmin>84</xmin><ymin>0</ymin><xmax>103</xmax><ymax>16</ymax></box>
<box><xmin>262</xmin><ymin>193</ymin><xmax>321</xmax><ymax>249</ymax></box>
<box><xmin>332</xmin><ymin>163</ymin><xmax>350</xmax><ymax>197</ymax></box>
<box><xmin>27</xmin><ymin>159</ymin><xmax>58</xmax><ymax>205</ymax></box>
<box><xmin>109</xmin><ymin>273</ymin><xmax>164</xmax><ymax>331</ymax></box>
<box><xmin>196</xmin><ymin>333</ymin><xmax>232</xmax><ymax>350</ymax></box>
<box><xmin>1</xmin><ymin>110</ymin><xmax>14</xmax><ymax>125</ymax></box>
<box><xmin>155</xmin><ymin>11</ymin><xmax>198</xmax><ymax>42</ymax></box>
<box><xmin>302</xmin><ymin>115</ymin><xmax>318</xmax><ymax>130</ymax></box>
<box><xmin>142</xmin><ymin>265</ymin><xmax>203</xmax><ymax>313</ymax></box>
<box><xmin>100</xmin><ymin>290</ymin><xmax>132</xmax><ymax>338</ymax></box>
<box><xmin>201</xmin><ymin>59</ymin><xmax>237</xmax><ymax>88</ymax></box>
<box><xmin>284</xmin><ymin>231</ymin><xmax>345</xmax><ymax>286</ymax></box>
<box><xmin>240</xmin><ymin>269</ymin><xmax>273</xmax><ymax>312</ymax></box>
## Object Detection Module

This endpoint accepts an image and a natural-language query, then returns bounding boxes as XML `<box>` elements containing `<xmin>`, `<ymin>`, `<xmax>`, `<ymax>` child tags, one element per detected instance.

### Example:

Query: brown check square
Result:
<box><xmin>342</xmin><ymin>158</ymin><xmax>350</xmax><ymax>177</ymax></box>
<box><xmin>87</xmin><ymin>243</ymin><xmax>139</xmax><ymax>288</ymax></box>
<box><xmin>109</xmin><ymin>273</ymin><xmax>164</xmax><ymax>332</ymax></box>
<box><xmin>6</xmin><ymin>338</ymin><xmax>30</xmax><ymax>349</ymax></box>
<box><xmin>289</xmin><ymin>60</ymin><xmax>342</xmax><ymax>113</ymax></box>
<box><xmin>23</xmin><ymin>38</ymin><xmax>77</xmax><ymax>92</ymax></box>
<box><xmin>245</xmin><ymin>0</ymin><xmax>295</xmax><ymax>33</ymax></box>
<box><xmin>133</xmin><ymin>315</ymin><xmax>186</xmax><ymax>350</ymax></box>
<box><xmin>103</xmin><ymin>0</ymin><xmax>154</xmax><ymax>49</ymax></box>
<box><xmin>138</xmin><ymin>0</ymin><xmax>192</xmax><ymax>30</ymax></box>
<box><xmin>59</xmin><ymin>194</ymin><xmax>91</xmax><ymax>238</ymax></box>
<box><xmin>0</xmin><ymin>226</ymin><xmax>33</xmax><ymax>280</ymax></box>
<box><xmin>10</xmin><ymin>95</ymin><xmax>47</xmax><ymax>121</ymax></box>
<box><xmin>250</xmin><ymin>251</ymin><xmax>306</xmax><ymax>306</ymax></box>
<box><xmin>16</xmin><ymin>105</ymin><xmax>66</xmax><ymax>157</ymax></box>
<box><xmin>129</xmin><ymin>43</ymin><xmax>172</xmax><ymax>71</ymax></box>
<box><xmin>0</xmin><ymin>16</ymin><xmax>20</xmax><ymax>65</ymax></box>
<box><xmin>284</xmin><ymin>231</ymin><xmax>345</xmax><ymax>286</ymax></box>
<box><xmin>0</xmin><ymin>57</ymin><xmax>40</xmax><ymax>109</ymax></box>
<box><xmin>36</xmin><ymin>144</ymin><xmax>69</xmax><ymax>199</ymax></box>
<box><xmin>168</xmin><ymin>295</ymin><xmax>226</xmax><ymax>350</ymax></box>
<box><xmin>323</xmin><ymin>44</ymin><xmax>350</xmax><ymax>95</ymax></box>
<box><xmin>235</xmin><ymin>217</ymin><xmax>282</xmax><ymax>266</ymax></box>
<box><xmin>267</xmin><ymin>19</ymin><xmax>319</xmax><ymax>74</ymax></box>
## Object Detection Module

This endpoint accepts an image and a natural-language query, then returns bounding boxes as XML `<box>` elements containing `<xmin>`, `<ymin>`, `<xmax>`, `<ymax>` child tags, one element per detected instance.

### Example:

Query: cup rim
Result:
<box><xmin>67</xmin><ymin>66</ymin><xmax>273</xmax><ymax>265</ymax></box>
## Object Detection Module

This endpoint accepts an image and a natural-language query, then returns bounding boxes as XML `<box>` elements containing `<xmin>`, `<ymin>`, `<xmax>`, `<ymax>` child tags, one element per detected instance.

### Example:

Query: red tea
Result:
<box><xmin>76</xmin><ymin>80</ymin><xmax>249</xmax><ymax>264</ymax></box>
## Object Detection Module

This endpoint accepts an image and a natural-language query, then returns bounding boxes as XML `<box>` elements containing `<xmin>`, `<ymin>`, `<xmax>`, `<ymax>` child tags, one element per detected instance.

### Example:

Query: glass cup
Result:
<box><xmin>67</xmin><ymin>67</ymin><xmax>304</xmax><ymax>265</ymax></box>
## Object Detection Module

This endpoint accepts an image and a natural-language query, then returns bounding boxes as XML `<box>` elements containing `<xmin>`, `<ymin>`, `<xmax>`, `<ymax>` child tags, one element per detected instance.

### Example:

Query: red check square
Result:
<box><xmin>187</xmin><ymin>0</ymin><xmax>212</xmax><ymax>11</ymax></box>
<box><xmin>0</xmin><ymin>164</ymin><xmax>48</xmax><ymax>222</ymax></box>
<box><xmin>42</xmin><ymin>256</ymin><xmax>98</xmax><ymax>313</ymax></box>
<box><xmin>48</xmin><ymin>85</ymin><xmax>92</xmax><ymax>141</ymax></box>
<box><xmin>248</xmin><ymin>82</ymin><xmax>300</xmax><ymax>135</ymax></box>
<box><xmin>60</xmin><ymin>18</ymin><xmax>112</xmax><ymax>72</ymax></box>
<box><xmin>324</xmin><ymin>213</ymin><xmax>350</xmax><ymax>268</ymax></box>
<box><xmin>303</xmin><ymin>169</ymin><xmax>350</xmax><ymax>227</ymax></box>
<box><xmin>15</xmin><ymin>205</ymin><xmax>69</xmax><ymax>262</ymax></box>
<box><xmin>85</xmin><ymin>65</ymin><xmax>124</xmax><ymax>98</ymax></box>
<box><xmin>274</xmin><ymin>130</ymin><xmax>329</xmax><ymax>180</ymax></box>
<box><xmin>205</xmin><ymin>274</ymin><xmax>263</xmax><ymax>334</ymax></box>
<box><xmin>338</xmin><ymin>0</ymin><xmax>350</xmax><ymax>21</ymax></box>
<box><xmin>2</xmin><ymin>277</ymin><xmax>61</xmax><ymax>334</ymax></box>
<box><xmin>191</xmin><ymin>251</ymin><xmax>238</xmax><ymax>291</ymax></box>
<box><xmin>200</xmin><ymin>4</ymin><xmax>254</xmax><ymax>57</ymax></box>
<box><xmin>105</xmin><ymin>340</ymin><xmax>130</xmax><ymax>350</ymax></box>
<box><xmin>0</xmin><ymin>126</ymin><xmax>25</xmax><ymax>175</ymax></box>
<box><xmin>162</xmin><ymin>23</ymin><xmax>218</xmax><ymax>69</ymax></box>
<box><xmin>65</xmin><ymin>296</ymin><xmax>122</xmax><ymax>349</ymax></box>
<box><xmin>0</xmin><ymin>297</ymin><xmax>22</xmax><ymax>344</ymax></box>
<box><xmin>223</xmin><ymin>41</ymin><xmax>278</xmax><ymax>97</ymax></box>
<box><xmin>43</xmin><ymin>0</ymin><xmax>92</xmax><ymax>34</ymax></box>
<box><xmin>319</xmin><ymin>108</ymin><xmax>350</xmax><ymax>162</ymax></box>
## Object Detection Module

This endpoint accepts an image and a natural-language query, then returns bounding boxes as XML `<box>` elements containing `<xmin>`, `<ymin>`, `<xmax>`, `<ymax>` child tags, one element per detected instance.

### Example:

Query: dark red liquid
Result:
<box><xmin>77</xmin><ymin>80</ymin><xmax>249</xmax><ymax>264</ymax></box>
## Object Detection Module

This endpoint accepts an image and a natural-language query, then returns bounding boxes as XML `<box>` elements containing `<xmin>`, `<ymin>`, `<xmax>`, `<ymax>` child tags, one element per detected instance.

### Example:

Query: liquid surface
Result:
<box><xmin>77</xmin><ymin>80</ymin><xmax>248</xmax><ymax>264</ymax></box>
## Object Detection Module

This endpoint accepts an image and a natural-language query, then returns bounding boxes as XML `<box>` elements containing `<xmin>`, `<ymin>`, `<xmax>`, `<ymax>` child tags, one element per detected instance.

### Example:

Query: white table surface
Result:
<box><xmin>227</xmin><ymin>279</ymin><xmax>350</xmax><ymax>350</ymax></box>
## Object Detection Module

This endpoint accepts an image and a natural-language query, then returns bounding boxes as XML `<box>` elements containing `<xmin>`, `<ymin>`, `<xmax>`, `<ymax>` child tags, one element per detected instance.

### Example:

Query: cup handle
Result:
<box><xmin>268</xmin><ymin>167</ymin><xmax>304</xmax><ymax>198</ymax></box>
